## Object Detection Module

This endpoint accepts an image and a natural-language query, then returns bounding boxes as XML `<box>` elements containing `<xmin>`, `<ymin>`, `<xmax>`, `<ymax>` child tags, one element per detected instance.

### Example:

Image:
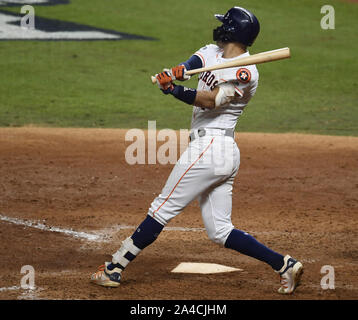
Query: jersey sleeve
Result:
<box><xmin>180</xmin><ymin>55</ymin><xmax>203</xmax><ymax>71</ymax></box>
<box><xmin>193</xmin><ymin>44</ymin><xmax>218</xmax><ymax>68</ymax></box>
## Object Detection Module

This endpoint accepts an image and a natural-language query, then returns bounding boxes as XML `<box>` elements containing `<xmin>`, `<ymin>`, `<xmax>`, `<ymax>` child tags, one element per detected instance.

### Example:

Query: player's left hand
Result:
<box><xmin>155</xmin><ymin>71</ymin><xmax>175</xmax><ymax>94</ymax></box>
<box><xmin>155</xmin><ymin>71</ymin><xmax>174</xmax><ymax>91</ymax></box>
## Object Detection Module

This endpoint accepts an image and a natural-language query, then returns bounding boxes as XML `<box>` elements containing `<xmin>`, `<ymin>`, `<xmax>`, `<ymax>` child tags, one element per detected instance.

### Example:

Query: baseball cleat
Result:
<box><xmin>277</xmin><ymin>255</ymin><xmax>303</xmax><ymax>294</ymax></box>
<box><xmin>90</xmin><ymin>262</ymin><xmax>122</xmax><ymax>288</ymax></box>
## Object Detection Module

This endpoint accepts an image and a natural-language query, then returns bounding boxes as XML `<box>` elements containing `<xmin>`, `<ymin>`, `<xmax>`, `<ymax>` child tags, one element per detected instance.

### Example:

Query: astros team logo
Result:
<box><xmin>236</xmin><ymin>68</ymin><xmax>251</xmax><ymax>83</ymax></box>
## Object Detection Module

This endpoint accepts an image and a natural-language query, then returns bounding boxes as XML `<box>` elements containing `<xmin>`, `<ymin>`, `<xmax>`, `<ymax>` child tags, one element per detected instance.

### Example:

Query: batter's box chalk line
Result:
<box><xmin>0</xmin><ymin>214</ymin><xmax>105</xmax><ymax>242</ymax></box>
<box><xmin>0</xmin><ymin>214</ymin><xmax>207</xmax><ymax>243</ymax></box>
<box><xmin>0</xmin><ymin>286</ymin><xmax>21</xmax><ymax>292</ymax></box>
<box><xmin>0</xmin><ymin>286</ymin><xmax>44</xmax><ymax>300</ymax></box>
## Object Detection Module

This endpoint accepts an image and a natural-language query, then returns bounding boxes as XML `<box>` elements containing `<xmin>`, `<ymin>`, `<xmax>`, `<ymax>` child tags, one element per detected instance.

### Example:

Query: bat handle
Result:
<box><xmin>151</xmin><ymin>76</ymin><xmax>157</xmax><ymax>84</ymax></box>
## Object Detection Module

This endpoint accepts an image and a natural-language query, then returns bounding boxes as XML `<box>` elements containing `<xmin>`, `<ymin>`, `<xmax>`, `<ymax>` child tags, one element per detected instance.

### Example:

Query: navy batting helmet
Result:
<box><xmin>213</xmin><ymin>6</ymin><xmax>260</xmax><ymax>46</ymax></box>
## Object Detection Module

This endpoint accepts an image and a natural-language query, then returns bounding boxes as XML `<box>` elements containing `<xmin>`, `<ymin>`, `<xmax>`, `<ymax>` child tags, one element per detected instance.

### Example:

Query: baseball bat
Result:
<box><xmin>151</xmin><ymin>47</ymin><xmax>290</xmax><ymax>84</ymax></box>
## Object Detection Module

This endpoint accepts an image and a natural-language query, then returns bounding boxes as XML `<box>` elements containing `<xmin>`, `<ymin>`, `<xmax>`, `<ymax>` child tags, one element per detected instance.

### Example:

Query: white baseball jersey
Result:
<box><xmin>191</xmin><ymin>44</ymin><xmax>259</xmax><ymax>130</ymax></box>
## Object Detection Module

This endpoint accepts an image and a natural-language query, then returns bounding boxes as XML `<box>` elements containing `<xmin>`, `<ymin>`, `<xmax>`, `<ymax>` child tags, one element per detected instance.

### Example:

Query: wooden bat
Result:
<box><xmin>151</xmin><ymin>47</ymin><xmax>290</xmax><ymax>84</ymax></box>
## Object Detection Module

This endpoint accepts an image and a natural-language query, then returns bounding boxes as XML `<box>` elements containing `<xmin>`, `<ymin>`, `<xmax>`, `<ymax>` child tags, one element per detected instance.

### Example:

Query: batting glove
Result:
<box><xmin>155</xmin><ymin>71</ymin><xmax>174</xmax><ymax>91</ymax></box>
<box><xmin>168</xmin><ymin>65</ymin><xmax>191</xmax><ymax>81</ymax></box>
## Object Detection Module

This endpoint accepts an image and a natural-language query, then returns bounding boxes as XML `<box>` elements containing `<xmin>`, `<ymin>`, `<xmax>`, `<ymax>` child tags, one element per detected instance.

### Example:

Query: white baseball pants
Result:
<box><xmin>147</xmin><ymin>130</ymin><xmax>240</xmax><ymax>245</ymax></box>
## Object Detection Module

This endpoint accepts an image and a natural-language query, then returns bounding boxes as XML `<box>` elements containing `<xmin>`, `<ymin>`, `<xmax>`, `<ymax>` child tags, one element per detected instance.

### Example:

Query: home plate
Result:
<box><xmin>171</xmin><ymin>262</ymin><xmax>242</xmax><ymax>274</ymax></box>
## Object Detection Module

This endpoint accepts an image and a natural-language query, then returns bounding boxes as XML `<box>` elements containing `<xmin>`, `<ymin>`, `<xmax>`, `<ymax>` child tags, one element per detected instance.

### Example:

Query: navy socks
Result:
<box><xmin>225</xmin><ymin>229</ymin><xmax>284</xmax><ymax>271</ymax></box>
<box><xmin>110</xmin><ymin>215</ymin><xmax>164</xmax><ymax>272</ymax></box>
<box><xmin>111</xmin><ymin>216</ymin><xmax>284</xmax><ymax>273</ymax></box>
<box><xmin>131</xmin><ymin>215</ymin><xmax>164</xmax><ymax>249</ymax></box>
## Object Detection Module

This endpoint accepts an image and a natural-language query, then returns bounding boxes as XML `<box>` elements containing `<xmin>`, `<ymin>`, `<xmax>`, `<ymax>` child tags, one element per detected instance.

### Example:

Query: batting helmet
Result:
<box><xmin>213</xmin><ymin>6</ymin><xmax>260</xmax><ymax>46</ymax></box>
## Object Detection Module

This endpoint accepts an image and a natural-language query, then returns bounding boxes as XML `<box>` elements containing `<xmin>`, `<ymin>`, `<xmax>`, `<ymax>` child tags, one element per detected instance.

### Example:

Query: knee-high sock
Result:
<box><xmin>110</xmin><ymin>215</ymin><xmax>164</xmax><ymax>272</ymax></box>
<box><xmin>225</xmin><ymin>229</ymin><xmax>284</xmax><ymax>271</ymax></box>
<box><xmin>131</xmin><ymin>215</ymin><xmax>164</xmax><ymax>249</ymax></box>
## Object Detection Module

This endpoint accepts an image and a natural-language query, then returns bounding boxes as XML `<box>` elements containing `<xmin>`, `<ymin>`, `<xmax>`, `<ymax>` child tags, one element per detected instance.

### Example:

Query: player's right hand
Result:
<box><xmin>155</xmin><ymin>71</ymin><xmax>174</xmax><ymax>92</ymax></box>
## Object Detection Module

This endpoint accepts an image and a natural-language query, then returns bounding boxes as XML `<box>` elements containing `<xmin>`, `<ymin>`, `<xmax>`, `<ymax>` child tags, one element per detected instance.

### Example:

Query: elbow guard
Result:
<box><xmin>214</xmin><ymin>82</ymin><xmax>243</xmax><ymax>108</ymax></box>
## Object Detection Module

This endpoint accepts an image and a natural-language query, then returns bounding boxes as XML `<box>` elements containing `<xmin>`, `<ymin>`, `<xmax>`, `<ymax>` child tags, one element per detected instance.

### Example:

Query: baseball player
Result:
<box><xmin>91</xmin><ymin>6</ymin><xmax>303</xmax><ymax>294</ymax></box>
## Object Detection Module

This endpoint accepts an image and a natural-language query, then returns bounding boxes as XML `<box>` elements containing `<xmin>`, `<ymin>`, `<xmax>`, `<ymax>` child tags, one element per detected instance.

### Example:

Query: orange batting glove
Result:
<box><xmin>155</xmin><ymin>71</ymin><xmax>174</xmax><ymax>91</ymax></box>
<box><xmin>170</xmin><ymin>65</ymin><xmax>191</xmax><ymax>81</ymax></box>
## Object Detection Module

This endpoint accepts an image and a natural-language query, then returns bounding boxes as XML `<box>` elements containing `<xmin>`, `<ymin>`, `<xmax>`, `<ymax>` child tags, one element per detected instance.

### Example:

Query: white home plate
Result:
<box><xmin>171</xmin><ymin>262</ymin><xmax>242</xmax><ymax>274</ymax></box>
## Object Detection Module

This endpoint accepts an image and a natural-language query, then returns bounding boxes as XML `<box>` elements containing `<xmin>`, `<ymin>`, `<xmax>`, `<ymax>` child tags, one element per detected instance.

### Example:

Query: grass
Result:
<box><xmin>0</xmin><ymin>0</ymin><xmax>357</xmax><ymax>135</ymax></box>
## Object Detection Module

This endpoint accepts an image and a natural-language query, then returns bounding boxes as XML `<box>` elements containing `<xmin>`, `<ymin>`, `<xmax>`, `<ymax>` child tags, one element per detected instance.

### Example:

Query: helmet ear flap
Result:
<box><xmin>213</xmin><ymin>26</ymin><xmax>223</xmax><ymax>42</ymax></box>
<box><xmin>213</xmin><ymin>25</ymin><xmax>235</xmax><ymax>43</ymax></box>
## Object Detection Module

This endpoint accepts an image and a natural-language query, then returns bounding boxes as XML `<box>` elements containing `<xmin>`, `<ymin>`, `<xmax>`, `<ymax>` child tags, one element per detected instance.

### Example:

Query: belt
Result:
<box><xmin>189</xmin><ymin>128</ymin><xmax>235</xmax><ymax>142</ymax></box>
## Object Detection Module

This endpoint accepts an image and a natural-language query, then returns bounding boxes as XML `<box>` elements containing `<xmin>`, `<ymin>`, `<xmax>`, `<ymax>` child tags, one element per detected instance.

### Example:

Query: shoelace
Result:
<box><xmin>279</xmin><ymin>275</ymin><xmax>288</xmax><ymax>289</ymax></box>
<box><xmin>93</xmin><ymin>264</ymin><xmax>105</xmax><ymax>278</ymax></box>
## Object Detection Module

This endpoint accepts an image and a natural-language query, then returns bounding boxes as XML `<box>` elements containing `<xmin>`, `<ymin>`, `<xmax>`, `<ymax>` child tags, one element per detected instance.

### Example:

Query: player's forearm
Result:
<box><xmin>193</xmin><ymin>89</ymin><xmax>218</xmax><ymax>109</ymax></box>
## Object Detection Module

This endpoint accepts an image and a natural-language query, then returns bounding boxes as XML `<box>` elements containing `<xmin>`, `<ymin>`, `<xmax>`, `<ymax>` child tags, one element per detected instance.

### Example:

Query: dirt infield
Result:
<box><xmin>0</xmin><ymin>127</ymin><xmax>357</xmax><ymax>300</ymax></box>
